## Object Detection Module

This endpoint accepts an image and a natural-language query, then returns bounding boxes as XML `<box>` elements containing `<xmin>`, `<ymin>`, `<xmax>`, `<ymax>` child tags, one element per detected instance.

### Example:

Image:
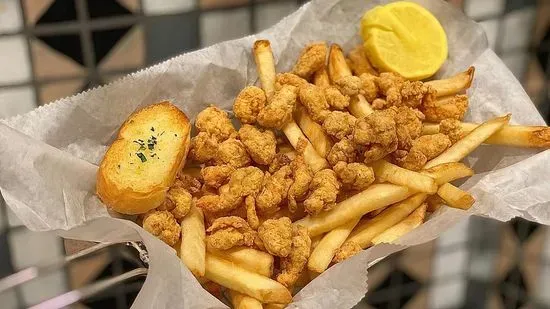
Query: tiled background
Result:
<box><xmin>0</xmin><ymin>0</ymin><xmax>548</xmax><ymax>308</ymax></box>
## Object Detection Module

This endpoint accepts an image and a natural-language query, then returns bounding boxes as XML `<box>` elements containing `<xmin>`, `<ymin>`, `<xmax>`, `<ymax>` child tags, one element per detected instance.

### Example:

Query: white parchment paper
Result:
<box><xmin>0</xmin><ymin>0</ymin><xmax>548</xmax><ymax>308</ymax></box>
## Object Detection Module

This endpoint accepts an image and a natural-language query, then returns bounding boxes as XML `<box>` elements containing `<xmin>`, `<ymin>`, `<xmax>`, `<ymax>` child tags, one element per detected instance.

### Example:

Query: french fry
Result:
<box><xmin>422</xmin><ymin>122</ymin><xmax>550</xmax><ymax>148</ymax></box>
<box><xmin>424</xmin><ymin>114</ymin><xmax>511</xmax><ymax>168</ymax></box>
<box><xmin>180</xmin><ymin>205</ymin><xmax>206</xmax><ymax>277</ymax></box>
<box><xmin>425</xmin><ymin>67</ymin><xmax>475</xmax><ymax>97</ymax></box>
<box><xmin>348</xmin><ymin>45</ymin><xmax>378</xmax><ymax>76</ymax></box>
<box><xmin>205</xmin><ymin>254</ymin><xmax>292</xmax><ymax>304</ymax></box>
<box><xmin>426</xmin><ymin>195</ymin><xmax>444</xmax><ymax>212</ymax></box>
<box><xmin>345</xmin><ymin>193</ymin><xmax>427</xmax><ymax>248</ymax></box>
<box><xmin>264</xmin><ymin>304</ymin><xmax>286</xmax><ymax>309</ymax></box>
<box><xmin>307</xmin><ymin>217</ymin><xmax>361</xmax><ymax>273</ymax></box>
<box><xmin>372</xmin><ymin>160</ymin><xmax>438</xmax><ymax>194</ymax></box>
<box><xmin>253</xmin><ymin>40</ymin><xmax>277</xmax><ymax>99</ymax></box>
<box><xmin>328</xmin><ymin>44</ymin><xmax>352</xmax><ymax>82</ymax></box>
<box><xmin>282</xmin><ymin>121</ymin><xmax>329</xmax><ymax>172</ymax></box>
<box><xmin>229</xmin><ymin>290</ymin><xmax>263</xmax><ymax>309</ymax></box>
<box><xmin>207</xmin><ymin>245</ymin><xmax>274</xmax><ymax>277</ymax></box>
<box><xmin>253</xmin><ymin>39</ymin><xmax>328</xmax><ymax>172</ymax></box>
<box><xmin>437</xmin><ymin>183</ymin><xmax>475</xmax><ymax>210</ymax></box>
<box><xmin>348</xmin><ymin>94</ymin><xmax>374</xmax><ymax>118</ymax></box>
<box><xmin>313</xmin><ymin>67</ymin><xmax>331</xmax><ymax>88</ymax></box>
<box><xmin>421</xmin><ymin>162</ymin><xmax>474</xmax><ymax>185</ymax></box>
<box><xmin>295</xmin><ymin>105</ymin><xmax>333</xmax><ymax>158</ymax></box>
<box><xmin>311</xmin><ymin>234</ymin><xmax>323</xmax><ymax>251</ymax></box>
<box><xmin>294</xmin><ymin>183</ymin><xmax>412</xmax><ymax>236</ymax></box>
<box><xmin>371</xmin><ymin>203</ymin><xmax>428</xmax><ymax>245</ymax></box>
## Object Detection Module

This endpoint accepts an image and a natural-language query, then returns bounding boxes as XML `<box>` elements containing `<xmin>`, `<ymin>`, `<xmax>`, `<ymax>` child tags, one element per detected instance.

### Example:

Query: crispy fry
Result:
<box><xmin>282</xmin><ymin>121</ymin><xmax>329</xmax><ymax>172</ymax></box>
<box><xmin>328</xmin><ymin>44</ymin><xmax>352</xmax><ymax>82</ymax></box>
<box><xmin>313</xmin><ymin>67</ymin><xmax>331</xmax><ymax>88</ymax></box>
<box><xmin>437</xmin><ymin>183</ymin><xmax>475</xmax><ymax>210</ymax></box>
<box><xmin>348</xmin><ymin>94</ymin><xmax>374</xmax><ymax>118</ymax></box>
<box><xmin>180</xmin><ymin>205</ymin><xmax>206</xmax><ymax>277</ymax></box>
<box><xmin>204</xmin><ymin>254</ymin><xmax>292</xmax><ymax>304</ymax></box>
<box><xmin>348</xmin><ymin>45</ymin><xmax>378</xmax><ymax>76</ymax></box>
<box><xmin>422</xmin><ymin>122</ymin><xmax>550</xmax><ymax>148</ymax></box>
<box><xmin>421</xmin><ymin>162</ymin><xmax>474</xmax><ymax>185</ymax></box>
<box><xmin>294</xmin><ymin>184</ymin><xmax>412</xmax><ymax>236</ymax></box>
<box><xmin>371</xmin><ymin>203</ymin><xmax>427</xmax><ymax>245</ymax></box>
<box><xmin>295</xmin><ymin>105</ymin><xmax>333</xmax><ymax>158</ymax></box>
<box><xmin>425</xmin><ymin>67</ymin><xmax>475</xmax><ymax>97</ymax></box>
<box><xmin>253</xmin><ymin>40</ymin><xmax>277</xmax><ymax>99</ymax></box>
<box><xmin>371</xmin><ymin>160</ymin><xmax>437</xmax><ymax>194</ymax></box>
<box><xmin>207</xmin><ymin>245</ymin><xmax>274</xmax><ymax>277</ymax></box>
<box><xmin>307</xmin><ymin>217</ymin><xmax>361</xmax><ymax>273</ymax></box>
<box><xmin>345</xmin><ymin>193</ymin><xmax>427</xmax><ymax>248</ymax></box>
<box><xmin>424</xmin><ymin>115</ymin><xmax>511</xmax><ymax>168</ymax></box>
<box><xmin>229</xmin><ymin>290</ymin><xmax>263</xmax><ymax>309</ymax></box>
<box><xmin>426</xmin><ymin>195</ymin><xmax>444</xmax><ymax>212</ymax></box>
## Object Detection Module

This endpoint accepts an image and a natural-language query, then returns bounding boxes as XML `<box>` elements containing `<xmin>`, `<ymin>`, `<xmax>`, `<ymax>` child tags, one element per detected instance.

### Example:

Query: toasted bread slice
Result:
<box><xmin>97</xmin><ymin>102</ymin><xmax>191</xmax><ymax>214</ymax></box>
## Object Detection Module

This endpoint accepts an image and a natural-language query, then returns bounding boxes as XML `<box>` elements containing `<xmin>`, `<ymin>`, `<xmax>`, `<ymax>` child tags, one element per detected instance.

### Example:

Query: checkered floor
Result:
<box><xmin>0</xmin><ymin>0</ymin><xmax>548</xmax><ymax>308</ymax></box>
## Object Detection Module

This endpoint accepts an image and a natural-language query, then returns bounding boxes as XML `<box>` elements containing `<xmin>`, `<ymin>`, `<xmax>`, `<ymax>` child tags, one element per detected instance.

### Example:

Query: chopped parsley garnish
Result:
<box><xmin>117</xmin><ymin>164</ymin><xmax>121</xmax><ymax>169</ymax></box>
<box><xmin>136</xmin><ymin>153</ymin><xmax>147</xmax><ymax>162</ymax></box>
<box><xmin>147</xmin><ymin>135</ymin><xmax>157</xmax><ymax>151</ymax></box>
<box><xmin>151</xmin><ymin>127</ymin><xmax>155</xmax><ymax>132</ymax></box>
<box><xmin>174</xmin><ymin>134</ymin><xmax>178</xmax><ymax>137</ymax></box>
<box><xmin>133</xmin><ymin>140</ymin><xmax>146</xmax><ymax>151</ymax></box>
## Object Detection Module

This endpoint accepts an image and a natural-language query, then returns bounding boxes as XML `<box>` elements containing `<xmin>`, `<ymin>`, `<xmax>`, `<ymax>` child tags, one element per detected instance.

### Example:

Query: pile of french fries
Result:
<box><xmin>157</xmin><ymin>39</ymin><xmax>550</xmax><ymax>309</ymax></box>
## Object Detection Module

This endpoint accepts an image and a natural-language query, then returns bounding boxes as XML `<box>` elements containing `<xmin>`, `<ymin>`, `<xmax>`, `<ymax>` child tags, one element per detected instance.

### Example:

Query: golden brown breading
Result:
<box><xmin>304</xmin><ymin>169</ymin><xmax>340</xmax><ymax>215</ymax></box>
<box><xmin>394</xmin><ymin>133</ymin><xmax>451</xmax><ymax>170</ymax></box>
<box><xmin>372</xmin><ymin>98</ymin><xmax>389</xmax><ymax>110</ymax></box>
<box><xmin>215</xmin><ymin>138</ymin><xmax>251</xmax><ymax>168</ymax></box>
<box><xmin>277</xmin><ymin>225</ymin><xmax>311</xmax><ymax>288</ymax></box>
<box><xmin>323</xmin><ymin>111</ymin><xmax>357</xmax><ymax>140</ymax></box>
<box><xmin>359</xmin><ymin>73</ymin><xmax>378</xmax><ymax>102</ymax></box>
<box><xmin>288</xmin><ymin>155</ymin><xmax>313</xmax><ymax>212</ymax></box>
<box><xmin>335</xmin><ymin>75</ymin><xmax>362</xmax><ymax>96</ymax></box>
<box><xmin>333</xmin><ymin>241</ymin><xmax>362</xmax><ymax>263</ymax></box>
<box><xmin>333</xmin><ymin>162</ymin><xmax>375</xmax><ymax>191</ymax></box>
<box><xmin>376</xmin><ymin>72</ymin><xmax>405</xmax><ymax>95</ymax></box>
<box><xmin>201</xmin><ymin>165</ymin><xmax>235</xmax><ymax>188</ymax></box>
<box><xmin>292</xmin><ymin>42</ymin><xmax>328</xmax><ymax>79</ymax></box>
<box><xmin>195</xmin><ymin>106</ymin><xmax>236</xmax><ymax>141</ymax></box>
<box><xmin>421</xmin><ymin>95</ymin><xmax>469</xmax><ymax>122</ymax></box>
<box><xmin>324</xmin><ymin>86</ymin><xmax>350</xmax><ymax>110</ymax></box>
<box><xmin>275</xmin><ymin>73</ymin><xmax>309</xmax><ymax>91</ymax></box>
<box><xmin>257</xmin><ymin>85</ymin><xmax>297</xmax><ymax>129</ymax></box>
<box><xmin>189</xmin><ymin>132</ymin><xmax>218</xmax><ymax>163</ymax></box>
<box><xmin>298</xmin><ymin>84</ymin><xmax>330</xmax><ymax>123</ymax></box>
<box><xmin>166</xmin><ymin>186</ymin><xmax>192</xmax><ymax>221</ymax></box>
<box><xmin>256</xmin><ymin>166</ymin><xmax>293</xmax><ymax>215</ymax></box>
<box><xmin>327</xmin><ymin>138</ymin><xmax>358</xmax><ymax>166</ymax></box>
<box><xmin>394</xmin><ymin>106</ymin><xmax>425</xmax><ymax>150</ymax></box>
<box><xmin>174</xmin><ymin>175</ymin><xmax>202</xmax><ymax>196</ymax></box>
<box><xmin>269</xmin><ymin>152</ymin><xmax>293</xmax><ymax>173</ymax></box>
<box><xmin>257</xmin><ymin>217</ymin><xmax>293</xmax><ymax>257</ymax></box>
<box><xmin>142</xmin><ymin>210</ymin><xmax>181</xmax><ymax>246</ymax></box>
<box><xmin>386</xmin><ymin>81</ymin><xmax>435</xmax><ymax>108</ymax></box>
<box><xmin>439</xmin><ymin>118</ymin><xmax>464</xmax><ymax>144</ymax></box>
<box><xmin>352</xmin><ymin>110</ymin><xmax>398</xmax><ymax>163</ymax></box>
<box><xmin>206</xmin><ymin>216</ymin><xmax>256</xmax><ymax>250</ymax></box>
<box><xmin>238</xmin><ymin>124</ymin><xmax>277</xmax><ymax>165</ymax></box>
<box><xmin>245</xmin><ymin>195</ymin><xmax>260</xmax><ymax>230</ymax></box>
<box><xmin>233</xmin><ymin>86</ymin><xmax>267</xmax><ymax>124</ymax></box>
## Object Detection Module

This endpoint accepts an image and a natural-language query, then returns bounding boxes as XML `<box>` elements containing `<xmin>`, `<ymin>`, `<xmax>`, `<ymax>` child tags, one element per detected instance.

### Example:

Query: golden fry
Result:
<box><xmin>371</xmin><ymin>203</ymin><xmax>427</xmax><ymax>245</ymax></box>
<box><xmin>328</xmin><ymin>44</ymin><xmax>352</xmax><ymax>82</ymax></box>
<box><xmin>313</xmin><ymin>67</ymin><xmax>331</xmax><ymax>88</ymax></box>
<box><xmin>294</xmin><ymin>184</ymin><xmax>412</xmax><ymax>236</ymax></box>
<box><xmin>229</xmin><ymin>290</ymin><xmax>263</xmax><ymax>309</ymax></box>
<box><xmin>421</xmin><ymin>162</ymin><xmax>474</xmax><ymax>185</ymax></box>
<box><xmin>204</xmin><ymin>254</ymin><xmax>292</xmax><ymax>304</ymax></box>
<box><xmin>348</xmin><ymin>45</ymin><xmax>378</xmax><ymax>76</ymax></box>
<box><xmin>253</xmin><ymin>40</ymin><xmax>277</xmax><ymax>99</ymax></box>
<box><xmin>282</xmin><ymin>121</ymin><xmax>329</xmax><ymax>172</ymax></box>
<box><xmin>422</xmin><ymin>122</ymin><xmax>550</xmax><ymax>148</ymax></box>
<box><xmin>426</xmin><ymin>195</ymin><xmax>444</xmax><ymax>212</ymax></box>
<box><xmin>424</xmin><ymin>114</ymin><xmax>511</xmax><ymax>168</ymax></box>
<box><xmin>180</xmin><ymin>205</ymin><xmax>206</xmax><ymax>277</ymax></box>
<box><xmin>345</xmin><ymin>193</ymin><xmax>427</xmax><ymax>248</ymax></box>
<box><xmin>207</xmin><ymin>245</ymin><xmax>274</xmax><ymax>277</ymax></box>
<box><xmin>264</xmin><ymin>304</ymin><xmax>287</xmax><ymax>309</ymax></box>
<box><xmin>307</xmin><ymin>217</ymin><xmax>360</xmax><ymax>273</ymax></box>
<box><xmin>437</xmin><ymin>183</ymin><xmax>475</xmax><ymax>210</ymax></box>
<box><xmin>295</xmin><ymin>105</ymin><xmax>333</xmax><ymax>158</ymax></box>
<box><xmin>348</xmin><ymin>94</ymin><xmax>374</xmax><ymax>118</ymax></box>
<box><xmin>372</xmin><ymin>160</ymin><xmax>437</xmax><ymax>194</ymax></box>
<box><xmin>425</xmin><ymin>67</ymin><xmax>475</xmax><ymax>97</ymax></box>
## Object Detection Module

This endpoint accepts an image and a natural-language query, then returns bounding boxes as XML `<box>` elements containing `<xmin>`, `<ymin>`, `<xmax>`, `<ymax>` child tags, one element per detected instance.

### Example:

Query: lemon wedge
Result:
<box><xmin>360</xmin><ymin>1</ymin><xmax>448</xmax><ymax>80</ymax></box>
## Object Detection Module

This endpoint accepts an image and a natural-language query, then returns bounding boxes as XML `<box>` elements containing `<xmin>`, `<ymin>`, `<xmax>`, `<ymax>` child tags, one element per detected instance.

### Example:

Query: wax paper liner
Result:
<box><xmin>0</xmin><ymin>0</ymin><xmax>548</xmax><ymax>308</ymax></box>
